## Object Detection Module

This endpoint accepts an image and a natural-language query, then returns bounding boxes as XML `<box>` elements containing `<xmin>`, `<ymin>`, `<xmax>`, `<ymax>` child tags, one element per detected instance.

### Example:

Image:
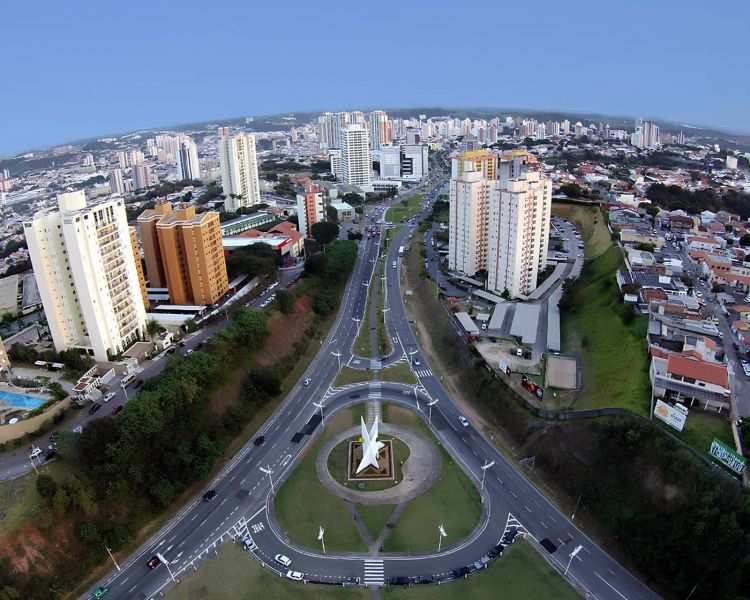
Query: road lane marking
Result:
<box><xmin>595</xmin><ymin>572</ymin><xmax>628</xmax><ymax>600</ymax></box>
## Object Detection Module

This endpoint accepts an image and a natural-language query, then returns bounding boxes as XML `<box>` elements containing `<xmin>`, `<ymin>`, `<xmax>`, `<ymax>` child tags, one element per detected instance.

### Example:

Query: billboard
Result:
<box><xmin>498</xmin><ymin>360</ymin><xmax>511</xmax><ymax>377</ymax></box>
<box><xmin>521</xmin><ymin>375</ymin><xmax>544</xmax><ymax>400</ymax></box>
<box><xmin>709</xmin><ymin>438</ymin><xmax>747</xmax><ymax>475</ymax></box>
<box><xmin>653</xmin><ymin>400</ymin><xmax>687</xmax><ymax>432</ymax></box>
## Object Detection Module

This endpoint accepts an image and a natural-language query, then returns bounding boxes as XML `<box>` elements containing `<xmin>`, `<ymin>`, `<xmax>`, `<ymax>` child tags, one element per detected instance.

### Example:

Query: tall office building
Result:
<box><xmin>379</xmin><ymin>146</ymin><xmax>402</xmax><ymax>179</ymax></box>
<box><xmin>218</xmin><ymin>133</ymin><xmax>261</xmax><ymax>212</ymax></box>
<box><xmin>131</xmin><ymin>163</ymin><xmax>152</xmax><ymax>190</ymax></box>
<box><xmin>631</xmin><ymin>118</ymin><xmax>660</xmax><ymax>149</ymax></box>
<box><xmin>177</xmin><ymin>137</ymin><xmax>200</xmax><ymax>181</ymax></box>
<box><xmin>24</xmin><ymin>191</ymin><xmax>147</xmax><ymax>362</ymax></box>
<box><xmin>367</xmin><ymin>110</ymin><xmax>390</xmax><ymax>150</ymax></box>
<box><xmin>109</xmin><ymin>168</ymin><xmax>125</xmax><ymax>195</ymax></box>
<box><xmin>448</xmin><ymin>151</ymin><xmax>551</xmax><ymax>298</ymax></box>
<box><xmin>296</xmin><ymin>191</ymin><xmax>325</xmax><ymax>238</ymax></box>
<box><xmin>137</xmin><ymin>201</ymin><xmax>228</xmax><ymax>306</ymax></box>
<box><xmin>341</xmin><ymin>124</ymin><xmax>372</xmax><ymax>188</ymax></box>
<box><xmin>318</xmin><ymin>112</ymin><xmax>336</xmax><ymax>150</ymax></box>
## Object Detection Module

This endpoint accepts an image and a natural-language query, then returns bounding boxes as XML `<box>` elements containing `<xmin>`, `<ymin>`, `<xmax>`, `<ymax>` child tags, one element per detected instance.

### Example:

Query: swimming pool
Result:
<box><xmin>0</xmin><ymin>390</ymin><xmax>46</xmax><ymax>410</ymax></box>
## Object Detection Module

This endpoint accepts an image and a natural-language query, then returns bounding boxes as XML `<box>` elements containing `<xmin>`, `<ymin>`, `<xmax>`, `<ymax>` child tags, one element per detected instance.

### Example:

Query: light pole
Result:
<box><xmin>260</xmin><ymin>465</ymin><xmax>274</xmax><ymax>494</ymax></box>
<box><xmin>313</xmin><ymin>400</ymin><xmax>325</xmax><ymax>427</ymax></box>
<box><xmin>427</xmin><ymin>399</ymin><xmax>438</xmax><ymax>426</ymax></box>
<box><xmin>157</xmin><ymin>553</ymin><xmax>177</xmax><ymax>583</ymax></box>
<box><xmin>564</xmin><ymin>545</ymin><xmax>583</xmax><ymax>576</ymax></box>
<box><xmin>318</xmin><ymin>526</ymin><xmax>326</xmax><ymax>555</ymax></box>
<box><xmin>331</xmin><ymin>351</ymin><xmax>342</xmax><ymax>370</ymax></box>
<box><xmin>480</xmin><ymin>460</ymin><xmax>495</xmax><ymax>491</ymax></box>
<box><xmin>413</xmin><ymin>384</ymin><xmax>420</xmax><ymax>411</ymax></box>
<box><xmin>438</xmin><ymin>523</ymin><xmax>447</xmax><ymax>552</ymax></box>
<box><xmin>572</xmin><ymin>492</ymin><xmax>583</xmax><ymax>520</ymax></box>
<box><xmin>106</xmin><ymin>546</ymin><xmax>121</xmax><ymax>571</ymax></box>
<box><xmin>408</xmin><ymin>349</ymin><xmax>418</xmax><ymax>367</ymax></box>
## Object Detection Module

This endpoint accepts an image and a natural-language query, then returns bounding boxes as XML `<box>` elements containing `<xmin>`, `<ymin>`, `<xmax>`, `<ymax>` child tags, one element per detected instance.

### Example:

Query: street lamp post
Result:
<box><xmin>408</xmin><ymin>349</ymin><xmax>418</xmax><ymax>367</ymax></box>
<box><xmin>106</xmin><ymin>546</ymin><xmax>121</xmax><ymax>571</ymax></box>
<box><xmin>480</xmin><ymin>460</ymin><xmax>495</xmax><ymax>491</ymax></box>
<box><xmin>413</xmin><ymin>384</ymin><xmax>420</xmax><ymax>411</ymax></box>
<box><xmin>157</xmin><ymin>553</ymin><xmax>177</xmax><ymax>583</ymax></box>
<box><xmin>313</xmin><ymin>400</ymin><xmax>325</xmax><ymax>427</ymax></box>
<box><xmin>438</xmin><ymin>523</ymin><xmax>447</xmax><ymax>552</ymax></box>
<box><xmin>260</xmin><ymin>465</ymin><xmax>274</xmax><ymax>494</ymax></box>
<box><xmin>564</xmin><ymin>545</ymin><xmax>583</xmax><ymax>576</ymax></box>
<box><xmin>572</xmin><ymin>492</ymin><xmax>583</xmax><ymax>520</ymax></box>
<box><xmin>331</xmin><ymin>351</ymin><xmax>342</xmax><ymax>370</ymax></box>
<box><xmin>318</xmin><ymin>526</ymin><xmax>326</xmax><ymax>555</ymax></box>
<box><xmin>427</xmin><ymin>399</ymin><xmax>438</xmax><ymax>426</ymax></box>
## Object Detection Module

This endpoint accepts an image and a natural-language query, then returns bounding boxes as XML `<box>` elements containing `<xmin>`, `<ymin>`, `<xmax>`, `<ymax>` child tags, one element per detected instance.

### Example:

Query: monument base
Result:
<box><xmin>347</xmin><ymin>439</ymin><xmax>394</xmax><ymax>480</ymax></box>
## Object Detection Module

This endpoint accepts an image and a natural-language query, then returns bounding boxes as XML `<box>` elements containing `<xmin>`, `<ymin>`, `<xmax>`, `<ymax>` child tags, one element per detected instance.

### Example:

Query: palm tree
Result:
<box><xmin>145</xmin><ymin>319</ymin><xmax>161</xmax><ymax>342</ymax></box>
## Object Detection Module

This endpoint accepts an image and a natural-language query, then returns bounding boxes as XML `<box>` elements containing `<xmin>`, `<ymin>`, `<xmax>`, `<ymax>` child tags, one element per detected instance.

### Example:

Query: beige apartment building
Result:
<box><xmin>138</xmin><ymin>201</ymin><xmax>228</xmax><ymax>306</ymax></box>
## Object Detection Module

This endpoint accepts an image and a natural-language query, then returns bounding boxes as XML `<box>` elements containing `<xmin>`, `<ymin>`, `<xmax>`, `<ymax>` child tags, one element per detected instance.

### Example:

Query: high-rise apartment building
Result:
<box><xmin>367</xmin><ymin>110</ymin><xmax>390</xmax><ymax>150</ymax></box>
<box><xmin>341</xmin><ymin>124</ymin><xmax>372</xmax><ymax>188</ymax></box>
<box><xmin>318</xmin><ymin>112</ymin><xmax>336</xmax><ymax>150</ymax></box>
<box><xmin>631</xmin><ymin>118</ymin><xmax>660</xmax><ymax>149</ymax></box>
<box><xmin>129</xmin><ymin>226</ymin><xmax>150</xmax><ymax>310</ymax></box>
<box><xmin>177</xmin><ymin>137</ymin><xmax>200</xmax><ymax>181</ymax></box>
<box><xmin>117</xmin><ymin>151</ymin><xmax>130</xmax><ymax>170</ymax></box>
<box><xmin>109</xmin><ymin>168</ymin><xmax>125</xmax><ymax>195</ymax></box>
<box><xmin>218</xmin><ymin>133</ymin><xmax>261</xmax><ymax>212</ymax></box>
<box><xmin>296</xmin><ymin>191</ymin><xmax>325</xmax><ymax>238</ymax></box>
<box><xmin>329</xmin><ymin>149</ymin><xmax>343</xmax><ymax>179</ymax></box>
<box><xmin>25</xmin><ymin>191</ymin><xmax>147</xmax><ymax>361</ymax></box>
<box><xmin>137</xmin><ymin>201</ymin><xmax>228</xmax><ymax>306</ymax></box>
<box><xmin>448</xmin><ymin>151</ymin><xmax>551</xmax><ymax>298</ymax></box>
<box><xmin>132</xmin><ymin>163</ymin><xmax>152</xmax><ymax>190</ymax></box>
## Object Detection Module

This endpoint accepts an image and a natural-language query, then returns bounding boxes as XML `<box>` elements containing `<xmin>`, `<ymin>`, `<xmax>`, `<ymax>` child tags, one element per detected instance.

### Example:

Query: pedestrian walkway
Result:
<box><xmin>363</xmin><ymin>559</ymin><xmax>384</xmax><ymax>586</ymax></box>
<box><xmin>365</xmin><ymin>401</ymin><xmax>381</xmax><ymax>429</ymax></box>
<box><xmin>415</xmin><ymin>369</ymin><xmax>432</xmax><ymax>378</ymax></box>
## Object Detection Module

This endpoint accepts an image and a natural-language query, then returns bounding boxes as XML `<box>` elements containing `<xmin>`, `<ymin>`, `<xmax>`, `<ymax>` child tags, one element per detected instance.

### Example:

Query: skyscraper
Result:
<box><xmin>218</xmin><ymin>133</ymin><xmax>261</xmax><ymax>212</ymax></box>
<box><xmin>341</xmin><ymin>124</ymin><xmax>372</xmax><ymax>188</ymax></box>
<box><xmin>24</xmin><ymin>191</ymin><xmax>147</xmax><ymax>361</ymax></box>
<box><xmin>177</xmin><ymin>137</ymin><xmax>200</xmax><ymax>181</ymax></box>
<box><xmin>109</xmin><ymin>168</ymin><xmax>125</xmax><ymax>195</ymax></box>
<box><xmin>448</xmin><ymin>151</ymin><xmax>551</xmax><ymax>298</ymax></box>
<box><xmin>131</xmin><ymin>163</ymin><xmax>152</xmax><ymax>190</ymax></box>
<box><xmin>138</xmin><ymin>201</ymin><xmax>228</xmax><ymax>306</ymax></box>
<box><xmin>631</xmin><ymin>118</ymin><xmax>660</xmax><ymax>149</ymax></box>
<box><xmin>367</xmin><ymin>110</ymin><xmax>389</xmax><ymax>150</ymax></box>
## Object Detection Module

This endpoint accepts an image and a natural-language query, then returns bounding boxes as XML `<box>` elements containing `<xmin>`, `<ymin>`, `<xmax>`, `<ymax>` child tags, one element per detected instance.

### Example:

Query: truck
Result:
<box><xmin>392</xmin><ymin>261</ymin><xmax>397</xmax><ymax>268</ymax></box>
<box><xmin>398</xmin><ymin>246</ymin><xmax>405</xmax><ymax>256</ymax></box>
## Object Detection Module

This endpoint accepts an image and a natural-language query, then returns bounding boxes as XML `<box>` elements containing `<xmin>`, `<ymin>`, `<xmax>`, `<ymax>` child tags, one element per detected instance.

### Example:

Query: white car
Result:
<box><xmin>286</xmin><ymin>570</ymin><xmax>304</xmax><ymax>581</ymax></box>
<box><xmin>458</xmin><ymin>416</ymin><xmax>469</xmax><ymax>428</ymax></box>
<box><xmin>102</xmin><ymin>392</ymin><xmax>116</xmax><ymax>403</ymax></box>
<box><xmin>303</xmin><ymin>378</ymin><xmax>312</xmax><ymax>386</ymax></box>
<box><xmin>275</xmin><ymin>554</ymin><xmax>292</xmax><ymax>567</ymax></box>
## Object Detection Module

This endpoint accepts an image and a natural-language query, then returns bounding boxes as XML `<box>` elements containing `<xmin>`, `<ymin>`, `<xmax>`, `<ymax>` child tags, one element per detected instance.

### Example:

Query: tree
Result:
<box><xmin>326</xmin><ymin>205</ymin><xmax>339</xmax><ymax>222</ymax></box>
<box><xmin>740</xmin><ymin>233</ymin><xmax>750</xmax><ymax>247</ymax></box>
<box><xmin>229</xmin><ymin>308</ymin><xmax>269</xmax><ymax>349</ymax></box>
<box><xmin>35</xmin><ymin>474</ymin><xmax>57</xmax><ymax>499</ymax></box>
<box><xmin>501</xmin><ymin>289</ymin><xmax>511</xmax><ymax>300</ymax></box>
<box><xmin>304</xmin><ymin>252</ymin><xmax>328</xmax><ymax>277</ymax></box>
<box><xmin>145</xmin><ymin>319</ymin><xmax>161</xmax><ymax>341</ymax></box>
<box><xmin>311</xmin><ymin>221</ymin><xmax>339</xmax><ymax>246</ymax></box>
<box><xmin>276</xmin><ymin>289</ymin><xmax>295</xmax><ymax>314</ymax></box>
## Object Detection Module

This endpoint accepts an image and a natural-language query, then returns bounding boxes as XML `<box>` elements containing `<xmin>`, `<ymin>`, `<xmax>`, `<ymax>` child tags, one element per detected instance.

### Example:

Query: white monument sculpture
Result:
<box><xmin>356</xmin><ymin>416</ymin><xmax>385</xmax><ymax>474</ymax></box>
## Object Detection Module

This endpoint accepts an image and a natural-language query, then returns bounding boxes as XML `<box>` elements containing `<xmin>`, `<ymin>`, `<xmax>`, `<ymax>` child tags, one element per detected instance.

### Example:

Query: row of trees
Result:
<box><xmin>647</xmin><ymin>183</ymin><xmax>750</xmax><ymax>219</ymax></box>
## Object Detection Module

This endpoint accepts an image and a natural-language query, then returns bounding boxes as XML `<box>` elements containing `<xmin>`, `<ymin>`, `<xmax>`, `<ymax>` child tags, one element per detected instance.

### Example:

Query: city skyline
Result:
<box><xmin>2</xmin><ymin>0</ymin><xmax>748</xmax><ymax>155</ymax></box>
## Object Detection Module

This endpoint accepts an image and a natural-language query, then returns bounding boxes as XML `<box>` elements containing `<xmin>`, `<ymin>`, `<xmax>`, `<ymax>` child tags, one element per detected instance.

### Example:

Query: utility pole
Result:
<box><xmin>572</xmin><ymin>492</ymin><xmax>583</xmax><ymax>520</ymax></box>
<box><xmin>157</xmin><ymin>553</ymin><xmax>177</xmax><ymax>583</ymax></box>
<box><xmin>413</xmin><ymin>384</ymin><xmax>420</xmax><ymax>411</ymax></box>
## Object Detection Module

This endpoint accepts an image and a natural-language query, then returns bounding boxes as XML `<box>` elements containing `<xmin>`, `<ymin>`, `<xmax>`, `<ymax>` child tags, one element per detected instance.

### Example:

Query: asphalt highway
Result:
<box><xmin>86</xmin><ymin>177</ymin><xmax>660</xmax><ymax>600</ymax></box>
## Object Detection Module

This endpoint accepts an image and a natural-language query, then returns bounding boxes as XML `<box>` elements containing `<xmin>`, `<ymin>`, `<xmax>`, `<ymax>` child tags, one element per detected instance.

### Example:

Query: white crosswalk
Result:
<box><xmin>363</xmin><ymin>559</ymin><xmax>384</xmax><ymax>586</ymax></box>
<box><xmin>415</xmin><ymin>369</ymin><xmax>432</xmax><ymax>378</ymax></box>
<box><xmin>370</xmin><ymin>358</ymin><xmax>382</xmax><ymax>370</ymax></box>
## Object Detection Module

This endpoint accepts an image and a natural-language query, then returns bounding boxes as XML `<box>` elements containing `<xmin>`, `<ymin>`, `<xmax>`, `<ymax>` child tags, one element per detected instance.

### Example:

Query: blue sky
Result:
<box><xmin>1</xmin><ymin>0</ymin><xmax>748</xmax><ymax>155</ymax></box>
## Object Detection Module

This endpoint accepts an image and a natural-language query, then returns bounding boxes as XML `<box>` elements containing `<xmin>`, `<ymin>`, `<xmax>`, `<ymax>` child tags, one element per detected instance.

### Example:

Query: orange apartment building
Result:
<box><xmin>137</xmin><ymin>201</ymin><xmax>228</xmax><ymax>306</ymax></box>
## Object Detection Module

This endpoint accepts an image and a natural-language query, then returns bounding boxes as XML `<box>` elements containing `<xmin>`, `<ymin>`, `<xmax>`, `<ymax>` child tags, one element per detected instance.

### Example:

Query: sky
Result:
<box><xmin>1</xmin><ymin>0</ymin><xmax>748</xmax><ymax>155</ymax></box>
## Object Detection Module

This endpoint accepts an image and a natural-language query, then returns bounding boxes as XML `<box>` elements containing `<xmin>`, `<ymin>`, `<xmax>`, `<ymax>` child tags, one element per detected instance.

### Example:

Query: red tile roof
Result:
<box><xmin>666</xmin><ymin>354</ymin><xmax>728</xmax><ymax>388</ymax></box>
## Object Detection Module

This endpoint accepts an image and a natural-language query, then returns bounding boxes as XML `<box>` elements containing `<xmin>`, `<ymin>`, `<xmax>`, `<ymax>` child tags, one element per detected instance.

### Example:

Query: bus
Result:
<box><xmin>398</xmin><ymin>246</ymin><xmax>404</xmax><ymax>256</ymax></box>
<box><xmin>121</xmin><ymin>372</ymin><xmax>137</xmax><ymax>388</ymax></box>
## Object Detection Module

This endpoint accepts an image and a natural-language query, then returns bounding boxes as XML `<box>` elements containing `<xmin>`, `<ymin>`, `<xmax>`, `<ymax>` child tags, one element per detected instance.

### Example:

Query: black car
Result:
<box><xmin>44</xmin><ymin>449</ymin><xmax>57</xmax><ymax>461</ymax></box>
<box><xmin>134</xmin><ymin>379</ymin><xmax>144</xmax><ymax>389</ymax></box>
<box><xmin>88</xmin><ymin>403</ymin><xmax>102</xmax><ymax>415</ymax></box>
<box><xmin>166</xmin><ymin>347</ymin><xmax>176</xmax><ymax>355</ymax></box>
<box><xmin>253</xmin><ymin>435</ymin><xmax>265</xmax><ymax>446</ymax></box>
<box><xmin>203</xmin><ymin>489</ymin><xmax>217</xmax><ymax>502</ymax></box>
<box><xmin>49</xmin><ymin>431</ymin><xmax>59</xmax><ymax>442</ymax></box>
<box><xmin>146</xmin><ymin>556</ymin><xmax>160</xmax><ymax>569</ymax></box>
<box><xmin>178</xmin><ymin>340</ymin><xmax>186</xmax><ymax>347</ymax></box>
<box><xmin>388</xmin><ymin>576</ymin><xmax>409</xmax><ymax>586</ymax></box>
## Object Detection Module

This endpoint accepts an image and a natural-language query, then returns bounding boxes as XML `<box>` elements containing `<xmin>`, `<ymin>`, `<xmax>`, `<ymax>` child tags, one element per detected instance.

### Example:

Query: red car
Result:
<box><xmin>111</xmin><ymin>405</ymin><xmax>123</xmax><ymax>415</ymax></box>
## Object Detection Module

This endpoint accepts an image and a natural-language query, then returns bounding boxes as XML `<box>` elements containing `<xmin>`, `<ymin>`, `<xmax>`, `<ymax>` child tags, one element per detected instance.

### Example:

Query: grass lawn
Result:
<box><xmin>381</xmin><ymin>540</ymin><xmax>579</xmax><ymax>600</ymax></box>
<box><xmin>274</xmin><ymin>408</ymin><xmax>367</xmax><ymax>552</ymax></box>
<box><xmin>380</xmin><ymin>360</ymin><xmax>417</xmax><ymax>385</ymax></box>
<box><xmin>672</xmin><ymin>411</ymin><xmax>735</xmax><ymax>457</ymax></box>
<box><xmin>356</xmin><ymin>503</ymin><xmax>395</xmax><ymax>539</ymax></box>
<box><xmin>166</xmin><ymin>543</ymin><xmax>369</xmax><ymax>600</ymax></box>
<box><xmin>386</xmin><ymin>194</ymin><xmax>423</xmax><ymax>223</ymax></box>
<box><xmin>376</xmin><ymin>261</ymin><xmax>392</xmax><ymax>356</ymax></box>
<box><xmin>334</xmin><ymin>366</ymin><xmax>372</xmax><ymax>387</ymax></box>
<box><xmin>562</xmin><ymin>246</ymin><xmax>651</xmax><ymax>414</ymax></box>
<box><xmin>0</xmin><ymin>459</ymin><xmax>75</xmax><ymax>536</ymax></box>
<box><xmin>327</xmin><ymin>436</ymin><xmax>409</xmax><ymax>491</ymax></box>
<box><xmin>353</xmin><ymin>284</ymin><xmax>373</xmax><ymax>358</ymax></box>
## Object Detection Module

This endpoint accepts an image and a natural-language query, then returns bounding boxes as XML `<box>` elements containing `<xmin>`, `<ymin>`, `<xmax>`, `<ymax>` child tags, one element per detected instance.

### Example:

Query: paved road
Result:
<box><xmin>85</xmin><ymin>175</ymin><xmax>659</xmax><ymax>600</ymax></box>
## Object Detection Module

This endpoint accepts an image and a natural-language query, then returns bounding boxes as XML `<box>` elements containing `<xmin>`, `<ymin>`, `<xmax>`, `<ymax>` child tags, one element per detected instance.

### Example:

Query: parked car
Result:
<box><xmin>286</xmin><ymin>570</ymin><xmax>304</xmax><ymax>581</ymax></box>
<box><xmin>111</xmin><ymin>405</ymin><xmax>124</xmax><ymax>415</ymax></box>
<box><xmin>241</xmin><ymin>534</ymin><xmax>257</xmax><ymax>551</ymax></box>
<box><xmin>275</xmin><ymin>554</ymin><xmax>292</xmax><ymax>567</ymax></box>
<box><xmin>134</xmin><ymin>379</ymin><xmax>144</xmax><ymax>389</ymax></box>
<box><xmin>88</xmin><ymin>403</ymin><xmax>102</xmax><ymax>415</ymax></box>
<box><xmin>103</xmin><ymin>392</ymin><xmax>116</xmax><ymax>403</ymax></box>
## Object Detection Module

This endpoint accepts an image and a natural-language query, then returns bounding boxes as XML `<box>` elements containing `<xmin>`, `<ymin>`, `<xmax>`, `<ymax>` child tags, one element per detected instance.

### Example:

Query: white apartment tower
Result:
<box><xmin>367</xmin><ymin>110</ymin><xmax>390</xmax><ymax>150</ymax></box>
<box><xmin>131</xmin><ymin>163</ymin><xmax>152</xmax><ymax>190</ymax></box>
<box><xmin>177</xmin><ymin>137</ymin><xmax>200</xmax><ymax>181</ymax></box>
<box><xmin>448</xmin><ymin>150</ymin><xmax>551</xmax><ymax>298</ymax></box>
<box><xmin>218</xmin><ymin>133</ymin><xmax>261</xmax><ymax>212</ymax></box>
<box><xmin>109</xmin><ymin>168</ymin><xmax>125</xmax><ymax>195</ymax></box>
<box><xmin>341</xmin><ymin>124</ymin><xmax>372</xmax><ymax>188</ymax></box>
<box><xmin>24</xmin><ymin>191</ymin><xmax>147</xmax><ymax>362</ymax></box>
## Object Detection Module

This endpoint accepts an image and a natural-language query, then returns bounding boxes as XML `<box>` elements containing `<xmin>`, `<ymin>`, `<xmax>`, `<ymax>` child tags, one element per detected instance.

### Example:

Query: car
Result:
<box><xmin>253</xmin><ymin>435</ymin><xmax>265</xmax><ymax>446</ymax></box>
<box><xmin>178</xmin><ymin>340</ymin><xmax>186</xmax><ymax>347</ymax></box>
<box><xmin>73</xmin><ymin>426</ymin><xmax>83</xmax><ymax>434</ymax></box>
<box><xmin>134</xmin><ymin>379</ymin><xmax>144</xmax><ymax>389</ymax></box>
<box><xmin>44</xmin><ymin>449</ymin><xmax>57</xmax><ymax>461</ymax></box>
<box><xmin>481</xmin><ymin>323</ymin><xmax>487</xmax><ymax>331</ymax></box>
<box><xmin>303</xmin><ymin>378</ymin><xmax>312</xmax><ymax>386</ymax></box>
<box><xmin>111</xmin><ymin>405</ymin><xmax>123</xmax><ymax>415</ymax></box>
<box><xmin>413</xmin><ymin>358</ymin><xmax>421</xmax><ymax>366</ymax></box>
<box><xmin>88</xmin><ymin>403</ymin><xmax>102</xmax><ymax>415</ymax></box>
<box><xmin>275</xmin><ymin>554</ymin><xmax>292</xmax><ymax>567</ymax></box>
<box><xmin>49</xmin><ymin>431</ymin><xmax>59</xmax><ymax>442</ymax></box>
<box><xmin>458</xmin><ymin>416</ymin><xmax>469</xmax><ymax>427</ymax></box>
<box><xmin>196</xmin><ymin>341</ymin><xmax>204</xmax><ymax>349</ymax></box>
<box><xmin>186</xmin><ymin>348</ymin><xmax>194</xmax><ymax>355</ymax></box>
<box><xmin>146</xmin><ymin>555</ymin><xmax>160</xmax><ymax>569</ymax></box>
<box><xmin>102</xmin><ymin>392</ymin><xmax>116</xmax><ymax>403</ymax></box>
<box><xmin>696</xmin><ymin>291</ymin><xmax>703</xmax><ymax>298</ymax></box>
<box><xmin>286</xmin><ymin>570</ymin><xmax>304</xmax><ymax>581</ymax></box>
<box><xmin>241</xmin><ymin>534</ymin><xmax>257</xmax><ymax>551</ymax></box>
<box><xmin>165</xmin><ymin>346</ymin><xmax>176</xmax><ymax>355</ymax></box>
<box><xmin>203</xmin><ymin>489</ymin><xmax>217</xmax><ymax>502</ymax></box>
<box><xmin>93</xmin><ymin>586</ymin><xmax>109</xmax><ymax>599</ymax></box>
